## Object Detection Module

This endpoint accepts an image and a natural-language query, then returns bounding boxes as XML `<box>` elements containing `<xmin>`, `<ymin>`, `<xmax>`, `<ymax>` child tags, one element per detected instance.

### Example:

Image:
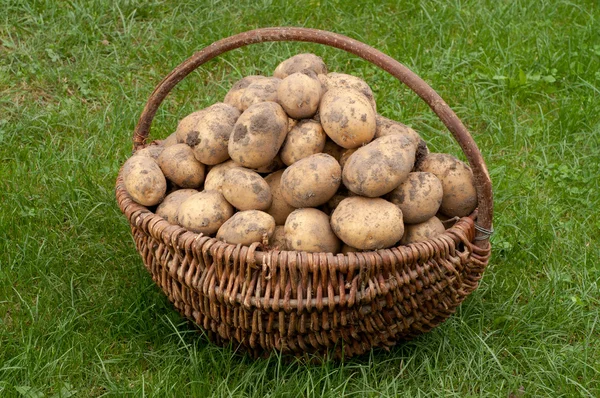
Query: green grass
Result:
<box><xmin>1</xmin><ymin>0</ymin><xmax>599</xmax><ymax>396</ymax></box>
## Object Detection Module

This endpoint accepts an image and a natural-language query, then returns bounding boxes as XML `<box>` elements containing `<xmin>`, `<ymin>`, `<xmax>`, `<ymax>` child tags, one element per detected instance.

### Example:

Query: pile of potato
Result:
<box><xmin>122</xmin><ymin>53</ymin><xmax>478</xmax><ymax>254</ymax></box>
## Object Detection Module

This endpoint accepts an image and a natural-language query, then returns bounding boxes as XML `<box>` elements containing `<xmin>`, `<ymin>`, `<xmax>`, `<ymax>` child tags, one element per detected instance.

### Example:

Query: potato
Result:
<box><xmin>264</xmin><ymin>170</ymin><xmax>296</xmax><ymax>225</ymax></box>
<box><xmin>342</xmin><ymin>135</ymin><xmax>416</xmax><ymax>197</ymax></box>
<box><xmin>387</xmin><ymin>172</ymin><xmax>443</xmax><ymax>224</ymax></box>
<box><xmin>280</xmin><ymin>153</ymin><xmax>341</xmax><ymax>208</ymax></box>
<box><xmin>134</xmin><ymin>145</ymin><xmax>164</xmax><ymax>160</ymax></box>
<box><xmin>375</xmin><ymin>115</ymin><xmax>420</xmax><ymax>145</ymax></box>
<box><xmin>191</xmin><ymin>103</ymin><xmax>240</xmax><ymax>165</ymax></box>
<box><xmin>321</xmin><ymin>188</ymin><xmax>351</xmax><ymax>215</ymax></box>
<box><xmin>340</xmin><ymin>244</ymin><xmax>359</xmax><ymax>254</ymax></box>
<box><xmin>122</xmin><ymin>156</ymin><xmax>167</xmax><ymax>206</ymax></box>
<box><xmin>287</xmin><ymin>117</ymin><xmax>298</xmax><ymax>132</ymax></box>
<box><xmin>321</xmin><ymin>138</ymin><xmax>344</xmax><ymax>161</ymax></box>
<box><xmin>240</xmin><ymin>77</ymin><xmax>281</xmax><ymax>111</ymax></box>
<box><xmin>338</xmin><ymin>148</ymin><xmax>358</xmax><ymax>169</ymax></box>
<box><xmin>284</xmin><ymin>209</ymin><xmax>340</xmax><ymax>253</ymax></box>
<box><xmin>277</xmin><ymin>72</ymin><xmax>322</xmax><ymax>119</ymax></box>
<box><xmin>216</xmin><ymin>210</ymin><xmax>276</xmax><ymax>245</ymax></box>
<box><xmin>269</xmin><ymin>225</ymin><xmax>288</xmax><ymax>250</ymax></box>
<box><xmin>319</xmin><ymin>88</ymin><xmax>376</xmax><ymax>149</ymax></box>
<box><xmin>273</xmin><ymin>53</ymin><xmax>327</xmax><ymax>79</ymax></box>
<box><xmin>319</xmin><ymin>72</ymin><xmax>376</xmax><ymax>111</ymax></box>
<box><xmin>330</xmin><ymin>197</ymin><xmax>404</xmax><ymax>250</ymax></box>
<box><xmin>400</xmin><ymin>216</ymin><xmax>445</xmax><ymax>245</ymax></box>
<box><xmin>417</xmin><ymin>153</ymin><xmax>478</xmax><ymax>217</ymax></box>
<box><xmin>158</xmin><ymin>144</ymin><xmax>205</xmax><ymax>188</ymax></box>
<box><xmin>175</xmin><ymin>110</ymin><xmax>205</xmax><ymax>146</ymax></box>
<box><xmin>280</xmin><ymin>120</ymin><xmax>326</xmax><ymax>166</ymax></box>
<box><xmin>221</xmin><ymin>167</ymin><xmax>272</xmax><ymax>211</ymax></box>
<box><xmin>161</xmin><ymin>132</ymin><xmax>178</xmax><ymax>147</ymax></box>
<box><xmin>254</xmin><ymin>154</ymin><xmax>285</xmax><ymax>173</ymax></box>
<box><xmin>156</xmin><ymin>189</ymin><xmax>198</xmax><ymax>224</ymax></box>
<box><xmin>224</xmin><ymin>75</ymin><xmax>266</xmax><ymax>111</ymax></box>
<box><xmin>203</xmin><ymin>160</ymin><xmax>239</xmax><ymax>192</ymax></box>
<box><xmin>228</xmin><ymin>102</ymin><xmax>289</xmax><ymax>169</ymax></box>
<box><xmin>177</xmin><ymin>191</ymin><xmax>234</xmax><ymax>235</ymax></box>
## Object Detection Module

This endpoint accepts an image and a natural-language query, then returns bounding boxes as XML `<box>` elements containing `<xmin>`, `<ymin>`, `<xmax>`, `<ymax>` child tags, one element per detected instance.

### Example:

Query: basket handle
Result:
<box><xmin>132</xmin><ymin>27</ymin><xmax>493</xmax><ymax>246</ymax></box>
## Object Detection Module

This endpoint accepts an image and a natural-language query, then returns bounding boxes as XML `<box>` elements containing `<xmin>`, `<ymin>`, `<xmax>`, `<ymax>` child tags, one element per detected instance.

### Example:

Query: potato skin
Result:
<box><xmin>158</xmin><ymin>144</ymin><xmax>205</xmax><ymax>188</ymax></box>
<box><xmin>222</xmin><ymin>167</ymin><xmax>272</xmax><ymax>211</ymax></box>
<box><xmin>273</xmin><ymin>53</ymin><xmax>327</xmax><ymax>79</ymax></box>
<box><xmin>284</xmin><ymin>209</ymin><xmax>340</xmax><ymax>254</ymax></box>
<box><xmin>374</xmin><ymin>115</ymin><xmax>421</xmax><ymax>145</ymax></box>
<box><xmin>156</xmin><ymin>189</ymin><xmax>198</xmax><ymax>224</ymax></box>
<box><xmin>280</xmin><ymin>120</ymin><xmax>326</xmax><ymax>166</ymax></box>
<box><xmin>203</xmin><ymin>160</ymin><xmax>239</xmax><ymax>192</ymax></box>
<box><xmin>192</xmin><ymin>103</ymin><xmax>240</xmax><ymax>165</ymax></box>
<box><xmin>331</xmin><ymin>197</ymin><xmax>404</xmax><ymax>250</ymax></box>
<box><xmin>387</xmin><ymin>172</ymin><xmax>443</xmax><ymax>224</ymax></box>
<box><xmin>123</xmin><ymin>156</ymin><xmax>167</xmax><ymax>206</ymax></box>
<box><xmin>134</xmin><ymin>145</ymin><xmax>164</xmax><ymax>160</ymax></box>
<box><xmin>264</xmin><ymin>170</ymin><xmax>296</xmax><ymax>225</ymax></box>
<box><xmin>277</xmin><ymin>72</ymin><xmax>322</xmax><ymax>119</ymax></box>
<box><xmin>240</xmin><ymin>77</ymin><xmax>281</xmax><ymax>111</ymax></box>
<box><xmin>319</xmin><ymin>72</ymin><xmax>377</xmax><ymax>111</ymax></box>
<box><xmin>177</xmin><ymin>191</ymin><xmax>234</xmax><ymax>235</ymax></box>
<box><xmin>216</xmin><ymin>210</ymin><xmax>276</xmax><ymax>245</ymax></box>
<box><xmin>224</xmin><ymin>75</ymin><xmax>266</xmax><ymax>111</ymax></box>
<box><xmin>269</xmin><ymin>225</ymin><xmax>288</xmax><ymax>250</ymax></box>
<box><xmin>321</xmin><ymin>139</ymin><xmax>344</xmax><ymax>162</ymax></box>
<box><xmin>254</xmin><ymin>154</ymin><xmax>285</xmax><ymax>173</ymax></box>
<box><xmin>228</xmin><ymin>102</ymin><xmax>289</xmax><ymax>169</ymax></box>
<box><xmin>342</xmin><ymin>135</ymin><xmax>416</xmax><ymax>197</ymax></box>
<box><xmin>417</xmin><ymin>153</ymin><xmax>478</xmax><ymax>217</ymax></box>
<box><xmin>400</xmin><ymin>216</ymin><xmax>445</xmax><ymax>245</ymax></box>
<box><xmin>319</xmin><ymin>88</ymin><xmax>376</xmax><ymax>149</ymax></box>
<box><xmin>175</xmin><ymin>110</ymin><xmax>205</xmax><ymax>146</ymax></box>
<box><xmin>161</xmin><ymin>132</ymin><xmax>178</xmax><ymax>147</ymax></box>
<box><xmin>280</xmin><ymin>153</ymin><xmax>342</xmax><ymax>208</ymax></box>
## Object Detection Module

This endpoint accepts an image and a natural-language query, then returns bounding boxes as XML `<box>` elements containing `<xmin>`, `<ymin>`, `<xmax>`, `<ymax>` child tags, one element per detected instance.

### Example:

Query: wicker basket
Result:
<box><xmin>115</xmin><ymin>27</ymin><xmax>493</xmax><ymax>359</ymax></box>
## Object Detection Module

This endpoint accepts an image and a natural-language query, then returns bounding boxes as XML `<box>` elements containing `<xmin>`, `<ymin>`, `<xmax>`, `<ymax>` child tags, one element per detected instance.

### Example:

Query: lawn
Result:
<box><xmin>1</xmin><ymin>0</ymin><xmax>599</xmax><ymax>396</ymax></box>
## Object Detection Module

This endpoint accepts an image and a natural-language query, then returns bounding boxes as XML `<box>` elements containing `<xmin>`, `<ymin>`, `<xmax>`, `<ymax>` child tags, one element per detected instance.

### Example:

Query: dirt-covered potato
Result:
<box><xmin>221</xmin><ymin>167</ymin><xmax>272</xmax><ymax>211</ymax></box>
<box><xmin>122</xmin><ymin>156</ymin><xmax>167</xmax><ymax>206</ymax></box>
<box><xmin>374</xmin><ymin>115</ymin><xmax>421</xmax><ymax>145</ymax></box>
<box><xmin>264</xmin><ymin>170</ymin><xmax>296</xmax><ymax>225</ymax></box>
<box><xmin>280</xmin><ymin>153</ymin><xmax>341</xmax><ymax>208</ymax></box>
<box><xmin>191</xmin><ymin>103</ymin><xmax>240</xmax><ymax>165</ymax></box>
<box><xmin>273</xmin><ymin>53</ymin><xmax>327</xmax><ymax>79</ymax></box>
<box><xmin>331</xmin><ymin>197</ymin><xmax>404</xmax><ymax>250</ymax></box>
<box><xmin>400</xmin><ymin>216</ymin><xmax>445</xmax><ymax>245</ymax></box>
<box><xmin>162</xmin><ymin>132</ymin><xmax>178</xmax><ymax>147</ymax></box>
<box><xmin>321</xmin><ymin>188</ymin><xmax>352</xmax><ymax>215</ymax></box>
<box><xmin>342</xmin><ymin>135</ymin><xmax>416</xmax><ymax>197</ymax></box>
<box><xmin>158</xmin><ymin>144</ymin><xmax>205</xmax><ymax>188</ymax></box>
<box><xmin>387</xmin><ymin>172</ymin><xmax>443</xmax><ymax>224</ymax></box>
<box><xmin>239</xmin><ymin>77</ymin><xmax>281</xmax><ymax>111</ymax></box>
<box><xmin>224</xmin><ymin>75</ymin><xmax>266</xmax><ymax>111</ymax></box>
<box><xmin>321</xmin><ymin>139</ymin><xmax>344</xmax><ymax>162</ymax></box>
<box><xmin>228</xmin><ymin>102</ymin><xmax>289</xmax><ymax>169</ymax></box>
<box><xmin>417</xmin><ymin>153</ymin><xmax>478</xmax><ymax>217</ymax></box>
<box><xmin>134</xmin><ymin>145</ymin><xmax>164</xmax><ymax>160</ymax></box>
<box><xmin>319</xmin><ymin>72</ymin><xmax>377</xmax><ymax>111</ymax></box>
<box><xmin>277</xmin><ymin>72</ymin><xmax>322</xmax><ymax>119</ymax></box>
<box><xmin>284</xmin><ymin>208</ymin><xmax>340</xmax><ymax>253</ymax></box>
<box><xmin>319</xmin><ymin>88</ymin><xmax>376</xmax><ymax>149</ymax></box>
<box><xmin>175</xmin><ymin>110</ymin><xmax>205</xmax><ymax>146</ymax></box>
<box><xmin>340</xmin><ymin>244</ymin><xmax>359</xmax><ymax>254</ymax></box>
<box><xmin>216</xmin><ymin>210</ymin><xmax>276</xmax><ymax>245</ymax></box>
<box><xmin>203</xmin><ymin>160</ymin><xmax>239</xmax><ymax>192</ymax></box>
<box><xmin>177</xmin><ymin>190</ymin><xmax>234</xmax><ymax>234</ymax></box>
<box><xmin>254</xmin><ymin>154</ymin><xmax>285</xmax><ymax>173</ymax></box>
<box><xmin>280</xmin><ymin>120</ymin><xmax>326</xmax><ymax>166</ymax></box>
<box><xmin>269</xmin><ymin>225</ymin><xmax>287</xmax><ymax>250</ymax></box>
<box><xmin>338</xmin><ymin>148</ymin><xmax>358</xmax><ymax>169</ymax></box>
<box><xmin>155</xmin><ymin>189</ymin><xmax>198</xmax><ymax>224</ymax></box>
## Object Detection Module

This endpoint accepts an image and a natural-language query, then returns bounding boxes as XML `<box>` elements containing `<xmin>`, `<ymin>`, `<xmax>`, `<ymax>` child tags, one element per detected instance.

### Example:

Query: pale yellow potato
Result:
<box><xmin>221</xmin><ymin>167</ymin><xmax>272</xmax><ymax>211</ymax></box>
<box><xmin>175</xmin><ymin>110</ymin><xmax>206</xmax><ymax>146</ymax></box>
<box><xmin>191</xmin><ymin>103</ymin><xmax>240</xmax><ymax>165</ymax></box>
<box><xmin>284</xmin><ymin>208</ymin><xmax>340</xmax><ymax>254</ymax></box>
<box><xmin>273</xmin><ymin>53</ymin><xmax>327</xmax><ymax>79</ymax></box>
<box><xmin>264</xmin><ymin>170</ymin><xmax>296</xmax><ymax>225</ymax></box>
<box><xmin>161</xmin><ymin>132</ymin><xmax>178</xmax><ymax>147</ymax></box>
<box><xmin>280</xmin><ymin>153</ymin><xmax>341</xmax><ymax>208</ymax></box>
<box><xmin>254</xmin><ymin>154</ymin><xmax>285</xmax><ymax>173</ymax></box>
<box><xmin>330</xmin><ymin>197</ymin><xmax>404</xmax><ymax>250</ymax></box>
<box><xmin>374</xmin><ymin>115</ymin><xmax>421</xmax><ymax>146</ymax></box>
<box><xmin>320</xmin><ymin>72</ymin><xmax>377</xmax><ymax>111</ymax></box>
<box><xmin>122</xmin><ymin>156</ymin><xmax>167</xmax><ymax>206</ymax></box>
<box><xmin>400</xmin><ymin>216</ymin><xmax>445</xmax><ymax>245</ymax></box>
<box><xmin>224</xmin><ymin>75</ymin><xmax>266</xmax><ymax>111</ymax></box>
<box><xmin>277</xmin><ymin>72</ymin><xmax>322</xmax><ymax>119</ymax></box>
<box><xmin>319</xmin><ymin>88</ymin><xmax>376</xmax><ymax>149</ymax></box>
<box><xmin>340</xmin><ymin>244</ymin><xmax>359</xmax><ymax>254</ymax></box>
<box><xmin>269</xmin><ymin>225</ymin><xmax>288</xmax><ymax>250</ymax></box>
<box><xmin>387</xmin><ymin>172</ymin><xmax>443</xmax><ymax>224</ymax></box>
<box><xmin>342</xmin><ymin>135</ymin><xmax>416</xmax><ymax>197</ymax></box>
<box><xmin>203</xmin><ymin>160</ymin><xmax>239</xmax><ymax>192</ymax></box>
<box><xmin>280</xmin><ymin>120</ymin><xmax>326</xmax><ymax>166</ymax></box>
<box><xmin>417</xmin><ymin>153</ymin><xmax>478</xmax><ymax>217</ymax></box>
<box><xmin>155</xmin><ymin>189</ymin><xmax>198</xmax><ymax>224</ymax></box>
<box><xmin>216</xmin><ymin>210</ymin><xmax>276</xmax><ymax>245</ymax></box>
<box><xmin>134</xmin><ymin>145</ymin><xmax>164</xmax><ymax>160</ymax></box>
<box><xmin>239</xmin><ymin>77</ymin><xmax>281</xmax><ymax>111</ymax></box>
<box><xmin>158</xmin><ymin>144</ymin><xmax>205</xmax><ymax>188</ymax></box>
<box><xmin>228</xmin><ymin>102</ymin><xmax>289</xmax><ymax>169</ymax></box>
<box><xmin>338</xmin><ymin>148</ymin><xmax>358</xmax><ymax>169</ymax></box>
<box><xmin>177</xmin><ymin>191</ymin><xmax>234</xmax><ymax>235</ymax></box>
